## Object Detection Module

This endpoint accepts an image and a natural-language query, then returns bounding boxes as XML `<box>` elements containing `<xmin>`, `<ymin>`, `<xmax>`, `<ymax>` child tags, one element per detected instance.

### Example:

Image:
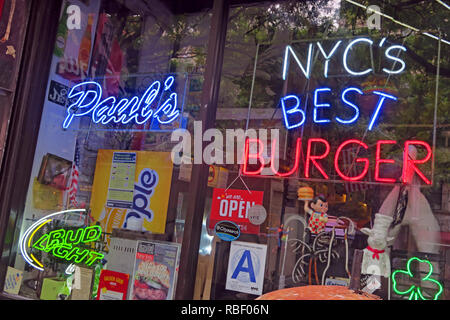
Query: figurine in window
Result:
<box><xmin>303</xmin><ymin>195</ymin><xmax>329</xmax><ymax>242</ymax></box>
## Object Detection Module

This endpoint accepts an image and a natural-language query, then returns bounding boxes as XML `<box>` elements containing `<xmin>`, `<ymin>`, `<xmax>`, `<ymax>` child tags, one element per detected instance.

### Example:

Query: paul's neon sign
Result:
<box><xmin>62</xmin><ymin>75</ymin><xmax>181</xmax><ymax>129</ymax></box>
<box><xmin>19</xmin><ymin>209</ymin><xmax>104</xmax><ymax>271</ymax></box>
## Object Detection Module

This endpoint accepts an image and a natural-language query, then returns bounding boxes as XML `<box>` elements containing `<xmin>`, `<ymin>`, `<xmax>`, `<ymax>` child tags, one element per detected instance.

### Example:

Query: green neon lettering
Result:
<box><xmin>391</xmin><ymin>256</ymin><xmax>443</xmax><ymax>300</ymax></box>
<box><xmin>64</xmin><ymin>228</ymin><xmax>85</xmax><ymax>245</ymax></box>
<box><xmin>46</xmin><ymin>229</ymin><xmax>66</xmax><ymax>251</ymax></box>
<box><xmin>52</xmin><ymin>244</ymin><xmax>72</xmax><ymax>259</ymax></box>
<box><xmin>65</xmin><ymin>247</ymin><xmax>90</xmax><ymax>264</ymax></box>
<box><xmin>32</xmin><ymin>234</ymin><xmax>49</xmax><ymax>252</ymax></box>
<box><xmin>81</xmin><ymin>225</ymin><xmax>102</xmax><ymax>243</ymax></box>
<box><xmin>30</xmin><ymin>225</ymin><xmax>104</xmax><ymax>267</ymax></box>
<box><xmin>84</xmin><ymin>251</ymin><xmax>105</xmax><ymax>266</ymax></box>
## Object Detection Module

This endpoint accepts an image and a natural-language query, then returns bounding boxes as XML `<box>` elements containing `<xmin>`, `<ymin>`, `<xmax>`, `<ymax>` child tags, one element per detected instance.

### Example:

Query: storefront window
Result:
<box><xmin>1</xmin><ymin>0</ymin><xmax>212</xmax><ymax>300</ymax></box>
<box><xmin>0</xmin><ymin>0</ymin><xmax>448</xmax><ymax>301</ymax></box>
<box><xmin>200</xmin><ymin>0</ymin><xmax>449</xmax><ymax>300</ymax></box>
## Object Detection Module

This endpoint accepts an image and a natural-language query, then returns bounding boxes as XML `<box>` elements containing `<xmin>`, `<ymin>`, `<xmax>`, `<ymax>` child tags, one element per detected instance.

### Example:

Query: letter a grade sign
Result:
<box><xmin>226</xmin><ymin>241</ymin><xmax>267</xmax><ymax>296</ymax></box>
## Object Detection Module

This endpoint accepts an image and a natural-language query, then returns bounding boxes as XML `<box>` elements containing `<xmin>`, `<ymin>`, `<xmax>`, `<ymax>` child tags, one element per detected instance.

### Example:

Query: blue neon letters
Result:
<box><xmin>313</xmin><ymin>87</ymin><xmax>332</xmax><ymax>123</ymax></box>
<box><xmin>368</xmin><ymin>91</ymin><xmax>398</xmax><ymax>130</ymax></box>
<box><xmin>281</xmin><ymin>95</ymin><xmax>305</xmax><ymax>129</ymax></box>
<box><xmin>280</xmin><ymin>88</ymin><xmax>397</xmax><ymax>130</ymax></box>
<box><xmin>62</xmin><ymin>76</ymin><xmax>180</xmax><ymax>129</ymax></box>
<box><xmin>337</xmin><ymin>87</ymin><xmax>362</xmax><ymax>124</ymax></box>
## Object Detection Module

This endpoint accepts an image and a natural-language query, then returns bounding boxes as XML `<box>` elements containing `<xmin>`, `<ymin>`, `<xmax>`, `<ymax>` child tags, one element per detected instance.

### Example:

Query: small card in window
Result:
<box><xmin>106</xmin><ymin>152</ymin><xmax>136</xmax><ymax>209</ymax></box>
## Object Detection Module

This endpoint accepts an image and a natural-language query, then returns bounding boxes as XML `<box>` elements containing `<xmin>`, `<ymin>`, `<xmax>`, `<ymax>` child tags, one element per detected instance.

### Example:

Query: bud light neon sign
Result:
<box><xmin>19</xmin><ymin>209</ymin><xmax>104</xmax><ymax>271</ymax></box>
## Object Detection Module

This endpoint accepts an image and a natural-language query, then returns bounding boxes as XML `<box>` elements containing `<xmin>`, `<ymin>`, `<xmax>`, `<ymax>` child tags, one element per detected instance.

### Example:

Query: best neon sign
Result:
<box><xmin>19</xmin><ymin>209</ymin><xmax>104</xmax><ymax>271</ymax></box>
<box><xmin>242</xmin><ymin>37</ymin><xmax>433</xmax><ymax>185</ymax></box>
<box><xmin>62</xmin><ymin>75</ymin><xmax>180</xmax><ymax>129</ymax></box>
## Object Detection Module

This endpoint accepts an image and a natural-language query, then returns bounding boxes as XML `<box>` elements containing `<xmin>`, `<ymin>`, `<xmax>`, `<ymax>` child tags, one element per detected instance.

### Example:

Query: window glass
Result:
<box><xmin>207</xmin><ymin>0</ymin><xmax>449</xmax><ymax>300</ymax></box>
<box><xmin>1</xmin><ymin>0</ymin><xmax>211</xmax><ymax>300</ymax></box>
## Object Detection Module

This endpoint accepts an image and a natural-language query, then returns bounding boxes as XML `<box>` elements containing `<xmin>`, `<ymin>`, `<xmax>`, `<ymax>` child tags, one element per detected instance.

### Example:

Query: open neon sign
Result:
<box><xmin>19</xmin><ymin>209</ymin><xmax>104</xmax><ymax>271</ymax></box>
<box><xmin>62</xmin><ymin>75</ymin><xmax>181</xmax><ymax>129</ymax></box>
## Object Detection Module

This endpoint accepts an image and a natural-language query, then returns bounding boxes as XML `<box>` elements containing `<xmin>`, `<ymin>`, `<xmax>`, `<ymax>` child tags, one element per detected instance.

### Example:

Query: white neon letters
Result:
<box><xmin>383</xmin><ymin>45</ymin><xmax>407</xmax><ymax>74</ymax></box>
<box><xmin>282</xmin><ymin>44</ymin><xmax>313</xmax><ymax>80</ymax></box>
<box><xmin>282</xmin><ymin>37</ymin><xmax>406</xmax><ymax>79</ymax></box>
<box><xmin>316</xmin><ymin>40</ymin><xmax>342</xmax><ymax>78</ymax></box>
<box><xmin>62</xmin><ymin>76</ymin><xmax>180</xmax><ymax>129</ymax></box>
<box><xmin>342</xmin><ymin>38</ymin><xmax>374</xmax><ymax>76</ymax></box>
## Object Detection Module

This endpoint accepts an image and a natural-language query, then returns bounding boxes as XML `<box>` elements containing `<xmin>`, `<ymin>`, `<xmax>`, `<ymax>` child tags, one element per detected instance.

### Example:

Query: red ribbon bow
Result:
<box><xmin>366</xmin><ymin>246</ymin><xmax>385</xmax><ymax>260</ymax></box>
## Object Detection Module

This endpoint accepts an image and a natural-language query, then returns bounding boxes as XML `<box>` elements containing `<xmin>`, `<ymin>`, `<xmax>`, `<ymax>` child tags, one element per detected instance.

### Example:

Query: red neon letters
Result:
<box><xmin>305</xmin><ymin>138</ymin><xmax>330</xmax><ymax>179</ymax></box>
<box><xmin>243</xmin><ymin>138</ymin><xmax>433</xmax><ymax>185</ymax></box>
<box><xmin>402</xmin><ymin>140</ymin><xmax>432</xmax><ymax>185</ymax></box>
<box><xmin>334</xmin><ymin>139</ymin><xmax>369</xmax><ymax>181</ymax></box>
<box><xmin>375</xmin><ymin>140</ymin><xmax>397</xmax><ymax>183</ymax></box>
<box><xmin>242</xmin><ymin>138</ymin><xmax>265</xmax><ymax>175</ymax></box>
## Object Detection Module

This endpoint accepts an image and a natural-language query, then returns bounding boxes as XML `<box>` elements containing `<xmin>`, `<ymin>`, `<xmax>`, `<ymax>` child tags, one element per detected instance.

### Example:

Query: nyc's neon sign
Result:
<box><xmin>19</xmin><ymin>209</ymin><xmax>104</xmax><ymax>271</ymax></box>
<box><xmin>62</xmin><ymin>76</ymin><xmax>180</xmax><ymax>129</ymax></box>
<box><xmin>250</xmin><ymin>37</ymin><xmax>433</xmax><ymax>185</ymax></box>
<box><xmin>282</xmin><ymin>37</ymin><xmax>407</xmax><ymax>80</ymax></box>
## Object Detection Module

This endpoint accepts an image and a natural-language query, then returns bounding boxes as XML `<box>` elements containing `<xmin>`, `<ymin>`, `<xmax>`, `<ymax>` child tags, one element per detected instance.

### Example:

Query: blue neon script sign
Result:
<box><xmin>62</xmin><ymin>75</ymin><xmax>181</xmax><ymax>129</ymax></box>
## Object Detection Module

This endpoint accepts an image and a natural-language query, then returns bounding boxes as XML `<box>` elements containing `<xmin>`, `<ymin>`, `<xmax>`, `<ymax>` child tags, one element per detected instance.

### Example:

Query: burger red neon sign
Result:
<box><xmin>242</xmin><ymin>138</ymin><xmax>432</xmax><ymax>185</ymax></box>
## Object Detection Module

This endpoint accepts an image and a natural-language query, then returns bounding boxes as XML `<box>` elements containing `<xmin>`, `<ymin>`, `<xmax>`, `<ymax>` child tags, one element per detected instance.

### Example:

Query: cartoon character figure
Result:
<box><xmin>304</xmin><ymin>194</ymin><xmax>329</xmax><ymax>236</ymax></box>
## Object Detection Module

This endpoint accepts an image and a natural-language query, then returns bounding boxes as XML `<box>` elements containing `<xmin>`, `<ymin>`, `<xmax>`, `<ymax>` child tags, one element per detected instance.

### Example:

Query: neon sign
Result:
<box><xmin>283</xmin><ymin>37</ymin><xmax>407</xmax><ymax>80</ymax></box>
<box><xmin>391</xmin><ymin>257</ymin><xmax>443</xmax><ymax>300</ymax></box>
<box><xmin>32</xmin><ymin>225</ymin><xmax>104</xmax><ymax>266</ymax></box>
<box><xmin>242</xmin><ymin>138</ymin><xmax>433</xmax><ymax>185</ymax></box>
<box><xmin>19</xmin><ymin>209</ymin><xmax>104</xmax><ymax>271</ymax></box>
<box><xmin>280</xmin><ymin>37</ymin><xmax>406</xmax><ymax>131</ymax></box>
<box><xmin>246</xmin><ymin>36</ymin><xmax>433</xmax><ymax>185</ymax></box>
<box><xmin>280</xmin><ymin>87</ymin><xmax>398</xmax><ymax>131</ymax></box>
<box><xmin>62</xmin><ymin>75</ymin><xmax>181</xmax><ymax>129</ymax></box>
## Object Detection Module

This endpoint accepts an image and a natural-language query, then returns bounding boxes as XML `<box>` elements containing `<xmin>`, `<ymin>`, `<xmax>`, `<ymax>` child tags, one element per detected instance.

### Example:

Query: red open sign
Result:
<box><xmin>209</xmin><ymin>188</ymin><xmax>264</xmax><ymax>235</ymax></box>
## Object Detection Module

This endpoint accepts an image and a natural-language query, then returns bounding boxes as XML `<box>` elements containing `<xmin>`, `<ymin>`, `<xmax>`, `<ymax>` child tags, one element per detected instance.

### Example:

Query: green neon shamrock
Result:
<box><xmin>391</xmin><ymin>257</ymin><xmax>443</xmax><ymax>300</ymax></box>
